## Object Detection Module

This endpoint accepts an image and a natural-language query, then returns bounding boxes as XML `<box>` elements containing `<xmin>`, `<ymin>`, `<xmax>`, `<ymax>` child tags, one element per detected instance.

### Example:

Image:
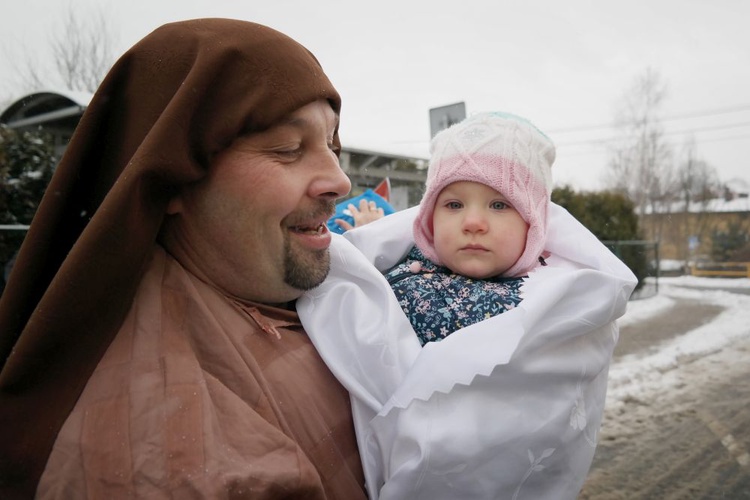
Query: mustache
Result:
<box><xmin>286</xmin><ymin>200</ymin><xmax>337</xmax><ymax>225</ymax></box>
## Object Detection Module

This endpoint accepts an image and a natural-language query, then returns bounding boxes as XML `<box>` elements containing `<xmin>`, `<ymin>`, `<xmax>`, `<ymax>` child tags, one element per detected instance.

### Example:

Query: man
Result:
<box><xmin>0</xmin><ymin>19</ymin><xmax>366</xmax><ymax>498</ymax></box>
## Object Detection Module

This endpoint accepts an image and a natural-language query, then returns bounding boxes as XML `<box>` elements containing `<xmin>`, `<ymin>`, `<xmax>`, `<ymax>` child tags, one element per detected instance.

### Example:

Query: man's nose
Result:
<box><xmin>311</xmin><ymin>151</ymin><xmax>352</xmax><ymax>200</ymax></box>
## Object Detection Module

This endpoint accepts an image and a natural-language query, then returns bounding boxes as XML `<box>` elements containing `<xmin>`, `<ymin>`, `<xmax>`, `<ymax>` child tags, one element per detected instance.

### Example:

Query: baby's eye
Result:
<box><xmin>490</xmin><ymin>201</ymin><xmax>508</xmax><ymax>210</ymax></box>
<box><xmin>446</xmin><ymin>201</ymin><xmax>463</xmax><ymax>209</ymax></box>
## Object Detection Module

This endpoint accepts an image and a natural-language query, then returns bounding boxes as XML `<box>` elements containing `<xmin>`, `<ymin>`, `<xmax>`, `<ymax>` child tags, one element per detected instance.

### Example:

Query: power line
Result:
<box><xmin>548</xmin><ymin>103</ymin><xmax>750</xmax><ymax>134</ymax></box>
<box><xmin>558</xmin><ymin>132</ymin><xmax>750</xmax><ymax>156</ymax></box>
<box><xmin>555</xmin><ymin>122</ymin><xmax>750</xmax><ymax>147</ymax></box>
<box><xmin>557</xmin><ymin>121</ymin><xmax>750</xmax><ymax>148</ymax></box>
<box><xmin>662</xmin><ymin>104</ymin><xmax>750</xmax><ymax>122</ymax></box>
<box><xmin>666</xmin><ymin>121</ymin><xmax>750</xmax><ymax>136</ymax></box>
<box><xmin>691</xmin><ymin>133</ymin><xmax>750</xmax><ymax>145</ymax></box>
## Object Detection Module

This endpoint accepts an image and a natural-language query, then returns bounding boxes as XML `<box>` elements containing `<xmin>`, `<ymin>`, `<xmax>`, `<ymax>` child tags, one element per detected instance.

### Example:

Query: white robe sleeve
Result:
<box><xmin>298</xmin><ymin>203</ymin><xmax>637</xmax><ymax>500</ymax></box>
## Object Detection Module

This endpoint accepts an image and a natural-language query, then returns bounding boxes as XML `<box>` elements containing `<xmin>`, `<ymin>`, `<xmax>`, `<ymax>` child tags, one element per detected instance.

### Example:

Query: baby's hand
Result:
<box><xmin>335</xmin><ymin>199</ymin><xmax>385</xmax><ymax>231</ymax></box>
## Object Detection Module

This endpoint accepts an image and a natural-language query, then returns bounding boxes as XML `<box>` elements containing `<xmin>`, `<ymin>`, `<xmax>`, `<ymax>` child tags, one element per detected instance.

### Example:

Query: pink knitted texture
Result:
<box><xmin>413</xmin><ymin>112</ymin><xmax>555</xmax><ymax>277</ymax></box>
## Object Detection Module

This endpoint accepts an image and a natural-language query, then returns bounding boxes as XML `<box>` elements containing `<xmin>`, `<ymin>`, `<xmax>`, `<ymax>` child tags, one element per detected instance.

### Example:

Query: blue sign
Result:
<box><xmin>327</xmin><ymin>189</ymin><xmax>395</xmax><ymax>234</ymax></box>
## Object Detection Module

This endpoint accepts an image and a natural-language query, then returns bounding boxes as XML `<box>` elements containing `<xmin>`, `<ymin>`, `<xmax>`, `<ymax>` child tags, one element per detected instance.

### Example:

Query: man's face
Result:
<box><xmin>432</xmin><ymin>181</ymin><xmax>528</xmax><ymax>279</ymax></box>
<box><xmin>163</xmin><ymin>99</ymin><xmax>351</xmax><ymax>304</ymax></box>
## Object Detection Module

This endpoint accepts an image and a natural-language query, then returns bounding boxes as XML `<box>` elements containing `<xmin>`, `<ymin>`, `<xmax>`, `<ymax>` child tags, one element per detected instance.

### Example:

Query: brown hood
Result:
<box><xmin>0</xmin><ymin>18</ymin><xmax>341</xmax><ymax>496</ymax></box>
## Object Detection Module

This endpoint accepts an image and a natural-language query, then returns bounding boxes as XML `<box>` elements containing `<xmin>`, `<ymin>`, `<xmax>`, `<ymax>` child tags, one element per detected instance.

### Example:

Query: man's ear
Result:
<box><xmin>166</xmin><ymin>194</ymin><xmax>184</xmax><ymax>215</ymax></box>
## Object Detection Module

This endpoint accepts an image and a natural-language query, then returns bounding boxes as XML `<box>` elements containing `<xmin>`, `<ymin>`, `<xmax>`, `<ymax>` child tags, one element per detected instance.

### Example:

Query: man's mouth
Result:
<box><xmin>286</xmin><ymin>202</ymin><xmax>335</xmax><ymax>239</ymax></box>
<box><xmin>290</xmin><ymin>222</ymin><xmax>327</xmax><ymax>235</ymax></box>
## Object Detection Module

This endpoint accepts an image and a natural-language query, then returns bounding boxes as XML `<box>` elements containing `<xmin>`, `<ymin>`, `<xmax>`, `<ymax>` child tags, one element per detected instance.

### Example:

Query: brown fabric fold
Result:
<box><xmin>37</xmin><ymin>247</ymin><xmax>365</xmax><ymax>498</ymax></box>
<box><xmin>0</xmin><ymin>18</ymin><xmax>353</xmax><ymax>498</ymax></box>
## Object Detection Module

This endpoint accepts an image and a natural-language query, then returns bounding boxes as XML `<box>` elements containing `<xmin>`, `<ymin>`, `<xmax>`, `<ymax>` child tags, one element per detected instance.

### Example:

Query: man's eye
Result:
<box><xmin>328</xmin><ymin>142</ymin><xmax>341</xmax><ymax>155</ymax></box>
<box><xmin>491</xmin><ymin>201</ymin><xmax>508</xmax><ymax>210</ymax></box>
<box><xmin>275</xmin><ymin>147</ymin><xmax>302</xmax><ymax>158</ymax></box>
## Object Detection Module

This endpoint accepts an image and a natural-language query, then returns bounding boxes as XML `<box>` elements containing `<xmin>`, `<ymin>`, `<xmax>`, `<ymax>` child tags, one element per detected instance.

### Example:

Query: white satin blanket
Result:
<box><xmin>298</xmin><ymin>203</ymin><xmax>637</xmax><ymax>500</ymax></box>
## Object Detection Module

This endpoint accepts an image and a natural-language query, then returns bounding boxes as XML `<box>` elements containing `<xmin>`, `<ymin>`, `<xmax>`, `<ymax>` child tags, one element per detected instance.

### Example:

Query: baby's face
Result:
<box><xmin>432</xmin><ymin>181</ymin><xmax>528</xmax><ymax>279</ymax></box>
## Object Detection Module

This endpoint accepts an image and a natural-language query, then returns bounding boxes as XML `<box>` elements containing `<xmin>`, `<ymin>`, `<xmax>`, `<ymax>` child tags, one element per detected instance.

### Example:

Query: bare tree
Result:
<box><xmin>51</xmin><ymin>7</ymin><xmax>117</xmax><ymax>93</ymax></box>
<box><xmin>676</xmin><ymin>138</ymin><xmax>718</xmax><ymax>206</ymax></box>
<box><xmin>674</xmin><ymin>138</ymin><xmax>719</xmax><ymax>263</ymax></box>
<box><xmin>606</xmin><ymin>68</ymin><xmax>675</xmax><ymax>234</ymax></box>
<box><xmin>14</xmin><ymin>4</ymin><xmax>117</xmax><ymax>93</ymax></box>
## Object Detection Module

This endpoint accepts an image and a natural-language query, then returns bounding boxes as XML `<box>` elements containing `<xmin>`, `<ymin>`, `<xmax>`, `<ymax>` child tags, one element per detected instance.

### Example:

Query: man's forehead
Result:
<box><xmin>275</xmin><ymin>100</ymin><xmax>339</xmax><ymax>129</ymax></box>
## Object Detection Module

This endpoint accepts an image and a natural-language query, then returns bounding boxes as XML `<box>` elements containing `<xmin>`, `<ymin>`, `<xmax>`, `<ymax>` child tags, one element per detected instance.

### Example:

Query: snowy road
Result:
<box><xmin>579</xmin><ymin>276</ymin><xmax>750</xmax><ymax>499</ymax></box>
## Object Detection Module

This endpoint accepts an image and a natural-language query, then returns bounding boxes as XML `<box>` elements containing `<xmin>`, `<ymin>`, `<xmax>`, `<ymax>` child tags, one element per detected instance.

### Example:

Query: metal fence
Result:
<box><xmin>602</xmin><ymin>240</ymin><xmax>660</xmax><ymax>300</ymax></box>
<box><xmin>0</xmin><ymin>225</ymin><xmax>29</xmax><ymax>292</ymax></box>
<box><xmin>2</xmin><ymin>227</ymin><xmax>663</xmax><ymax>301</ymax></box>
<box><xmin>689</xmin><ymin>261</ymin><xmax>750</xmax><ymax>278</ymax></box>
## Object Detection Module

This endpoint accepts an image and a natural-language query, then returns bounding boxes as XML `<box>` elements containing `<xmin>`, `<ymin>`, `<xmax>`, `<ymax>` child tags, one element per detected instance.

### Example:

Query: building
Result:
<box><xmin>1</xmin><ymin>90</ymin><xmax>429</xmax><ymax>210</ymax></box>
<box><xmin>639</xmin><ymin>179</ymin><xmax>750</xmax><ymax>264</ymax></box>
<box><xmin>0</xmin><ymin>90</ymin><xmax>90</xmax><ymax>157</ymax></box>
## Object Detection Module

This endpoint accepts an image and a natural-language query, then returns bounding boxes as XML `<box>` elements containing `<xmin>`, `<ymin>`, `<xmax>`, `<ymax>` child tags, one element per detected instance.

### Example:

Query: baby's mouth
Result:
<box><xmin>462</xmin><ymin>244</ymin><xmax>488</xmax><ymax>251</ymax></box>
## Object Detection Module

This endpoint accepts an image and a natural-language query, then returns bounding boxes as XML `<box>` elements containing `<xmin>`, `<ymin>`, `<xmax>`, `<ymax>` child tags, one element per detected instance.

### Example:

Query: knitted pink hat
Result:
<box><xmin>413</xmin><ymin>112</ymin><xmax>555</xmax><ymax>277</ymax></box>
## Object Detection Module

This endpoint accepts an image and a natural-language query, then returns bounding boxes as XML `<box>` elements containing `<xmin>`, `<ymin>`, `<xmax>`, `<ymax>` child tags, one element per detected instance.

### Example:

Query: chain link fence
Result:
<box><xmin>603</xmin><ymin>240</ymin><xmax>660</xmax><ymax>300</ymax></box>
<box><xmin>2</xmin><ymin>228</ymin><xmax>663</xmax><ymax>301</ymax></box>
<box><xmin>0</xmin><ymin>225</ymin><xmax>29</xmax><ymax>295</ymax></box>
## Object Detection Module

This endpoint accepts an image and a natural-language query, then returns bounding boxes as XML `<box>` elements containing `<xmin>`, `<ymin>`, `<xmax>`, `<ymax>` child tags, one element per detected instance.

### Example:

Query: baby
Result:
<box><xmin>384</xmin><ymin>112</ymin><xmax>555</xmax><ymax>344</ymax></box>
<box><xmin>297</xmin><ymin>111</ymin><xmax>636</xmax><ymax>500</ymax></box>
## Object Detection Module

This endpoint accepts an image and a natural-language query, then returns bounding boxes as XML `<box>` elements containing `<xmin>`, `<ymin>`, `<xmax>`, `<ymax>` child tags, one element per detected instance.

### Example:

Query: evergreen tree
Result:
<box><xmin>710</xmin><ymin>221</ymin><xmax>750</xmax><ymax>262</ymax></box>
<box><xmin>553</xmin><ymin>185</ymin><xmax>648</xmax><ymax>288</ymax></box>
<box><xmin>0</xmin><ymin>125</ymin><xmax>57</xmax><ymax>288</ymax></box>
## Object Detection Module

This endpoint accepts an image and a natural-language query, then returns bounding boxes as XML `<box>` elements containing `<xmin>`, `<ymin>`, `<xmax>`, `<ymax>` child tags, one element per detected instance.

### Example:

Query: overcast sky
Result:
<box><xmin>2</xmin><ymin>0</ymin><xmax>749</xmax><ymax>191</ymax></box>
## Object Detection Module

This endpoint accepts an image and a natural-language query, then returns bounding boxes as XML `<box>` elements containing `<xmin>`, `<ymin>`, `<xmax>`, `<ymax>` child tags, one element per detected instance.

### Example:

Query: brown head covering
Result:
<box><xmin>0</xmin><ymin>18</ymin><xmax>341</xmax><ymax>496</ymax></box>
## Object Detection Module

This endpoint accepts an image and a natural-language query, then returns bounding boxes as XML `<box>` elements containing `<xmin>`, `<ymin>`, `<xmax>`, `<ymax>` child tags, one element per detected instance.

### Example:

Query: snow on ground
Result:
<box><xmin>607</xmin><ymin>276</ymin><xmax>750</xmax><ymax>409</ymax></box>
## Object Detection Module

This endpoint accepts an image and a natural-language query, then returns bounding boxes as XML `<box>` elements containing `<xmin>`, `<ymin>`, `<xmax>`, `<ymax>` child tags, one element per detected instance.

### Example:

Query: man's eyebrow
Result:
<box><xmin>280</xmin><ymin>112</ymin><xmax>339</xmax><ymax>130</ymax></box>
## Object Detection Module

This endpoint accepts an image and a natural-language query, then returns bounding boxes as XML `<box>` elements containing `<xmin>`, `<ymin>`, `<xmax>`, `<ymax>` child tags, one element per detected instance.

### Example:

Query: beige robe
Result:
<box><xmin>37</xmin><ymin>247</ymin><xmax>366</xmax><ymax>499</ymax></box>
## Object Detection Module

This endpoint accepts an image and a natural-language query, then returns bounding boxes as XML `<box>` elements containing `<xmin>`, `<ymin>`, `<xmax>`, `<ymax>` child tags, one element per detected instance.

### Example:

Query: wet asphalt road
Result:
<box><xmin>578</xmin><ymin>286</ymin><xmax>750</xmax><ymax>499</ymax></box>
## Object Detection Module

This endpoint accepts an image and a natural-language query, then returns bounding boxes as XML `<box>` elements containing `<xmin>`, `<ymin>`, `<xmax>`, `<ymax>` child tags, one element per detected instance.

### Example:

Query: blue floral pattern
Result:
<box><xmin>385</xmin><ymin>246</ymin><xmax>524</xmax><ymax>346</ymax></box>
